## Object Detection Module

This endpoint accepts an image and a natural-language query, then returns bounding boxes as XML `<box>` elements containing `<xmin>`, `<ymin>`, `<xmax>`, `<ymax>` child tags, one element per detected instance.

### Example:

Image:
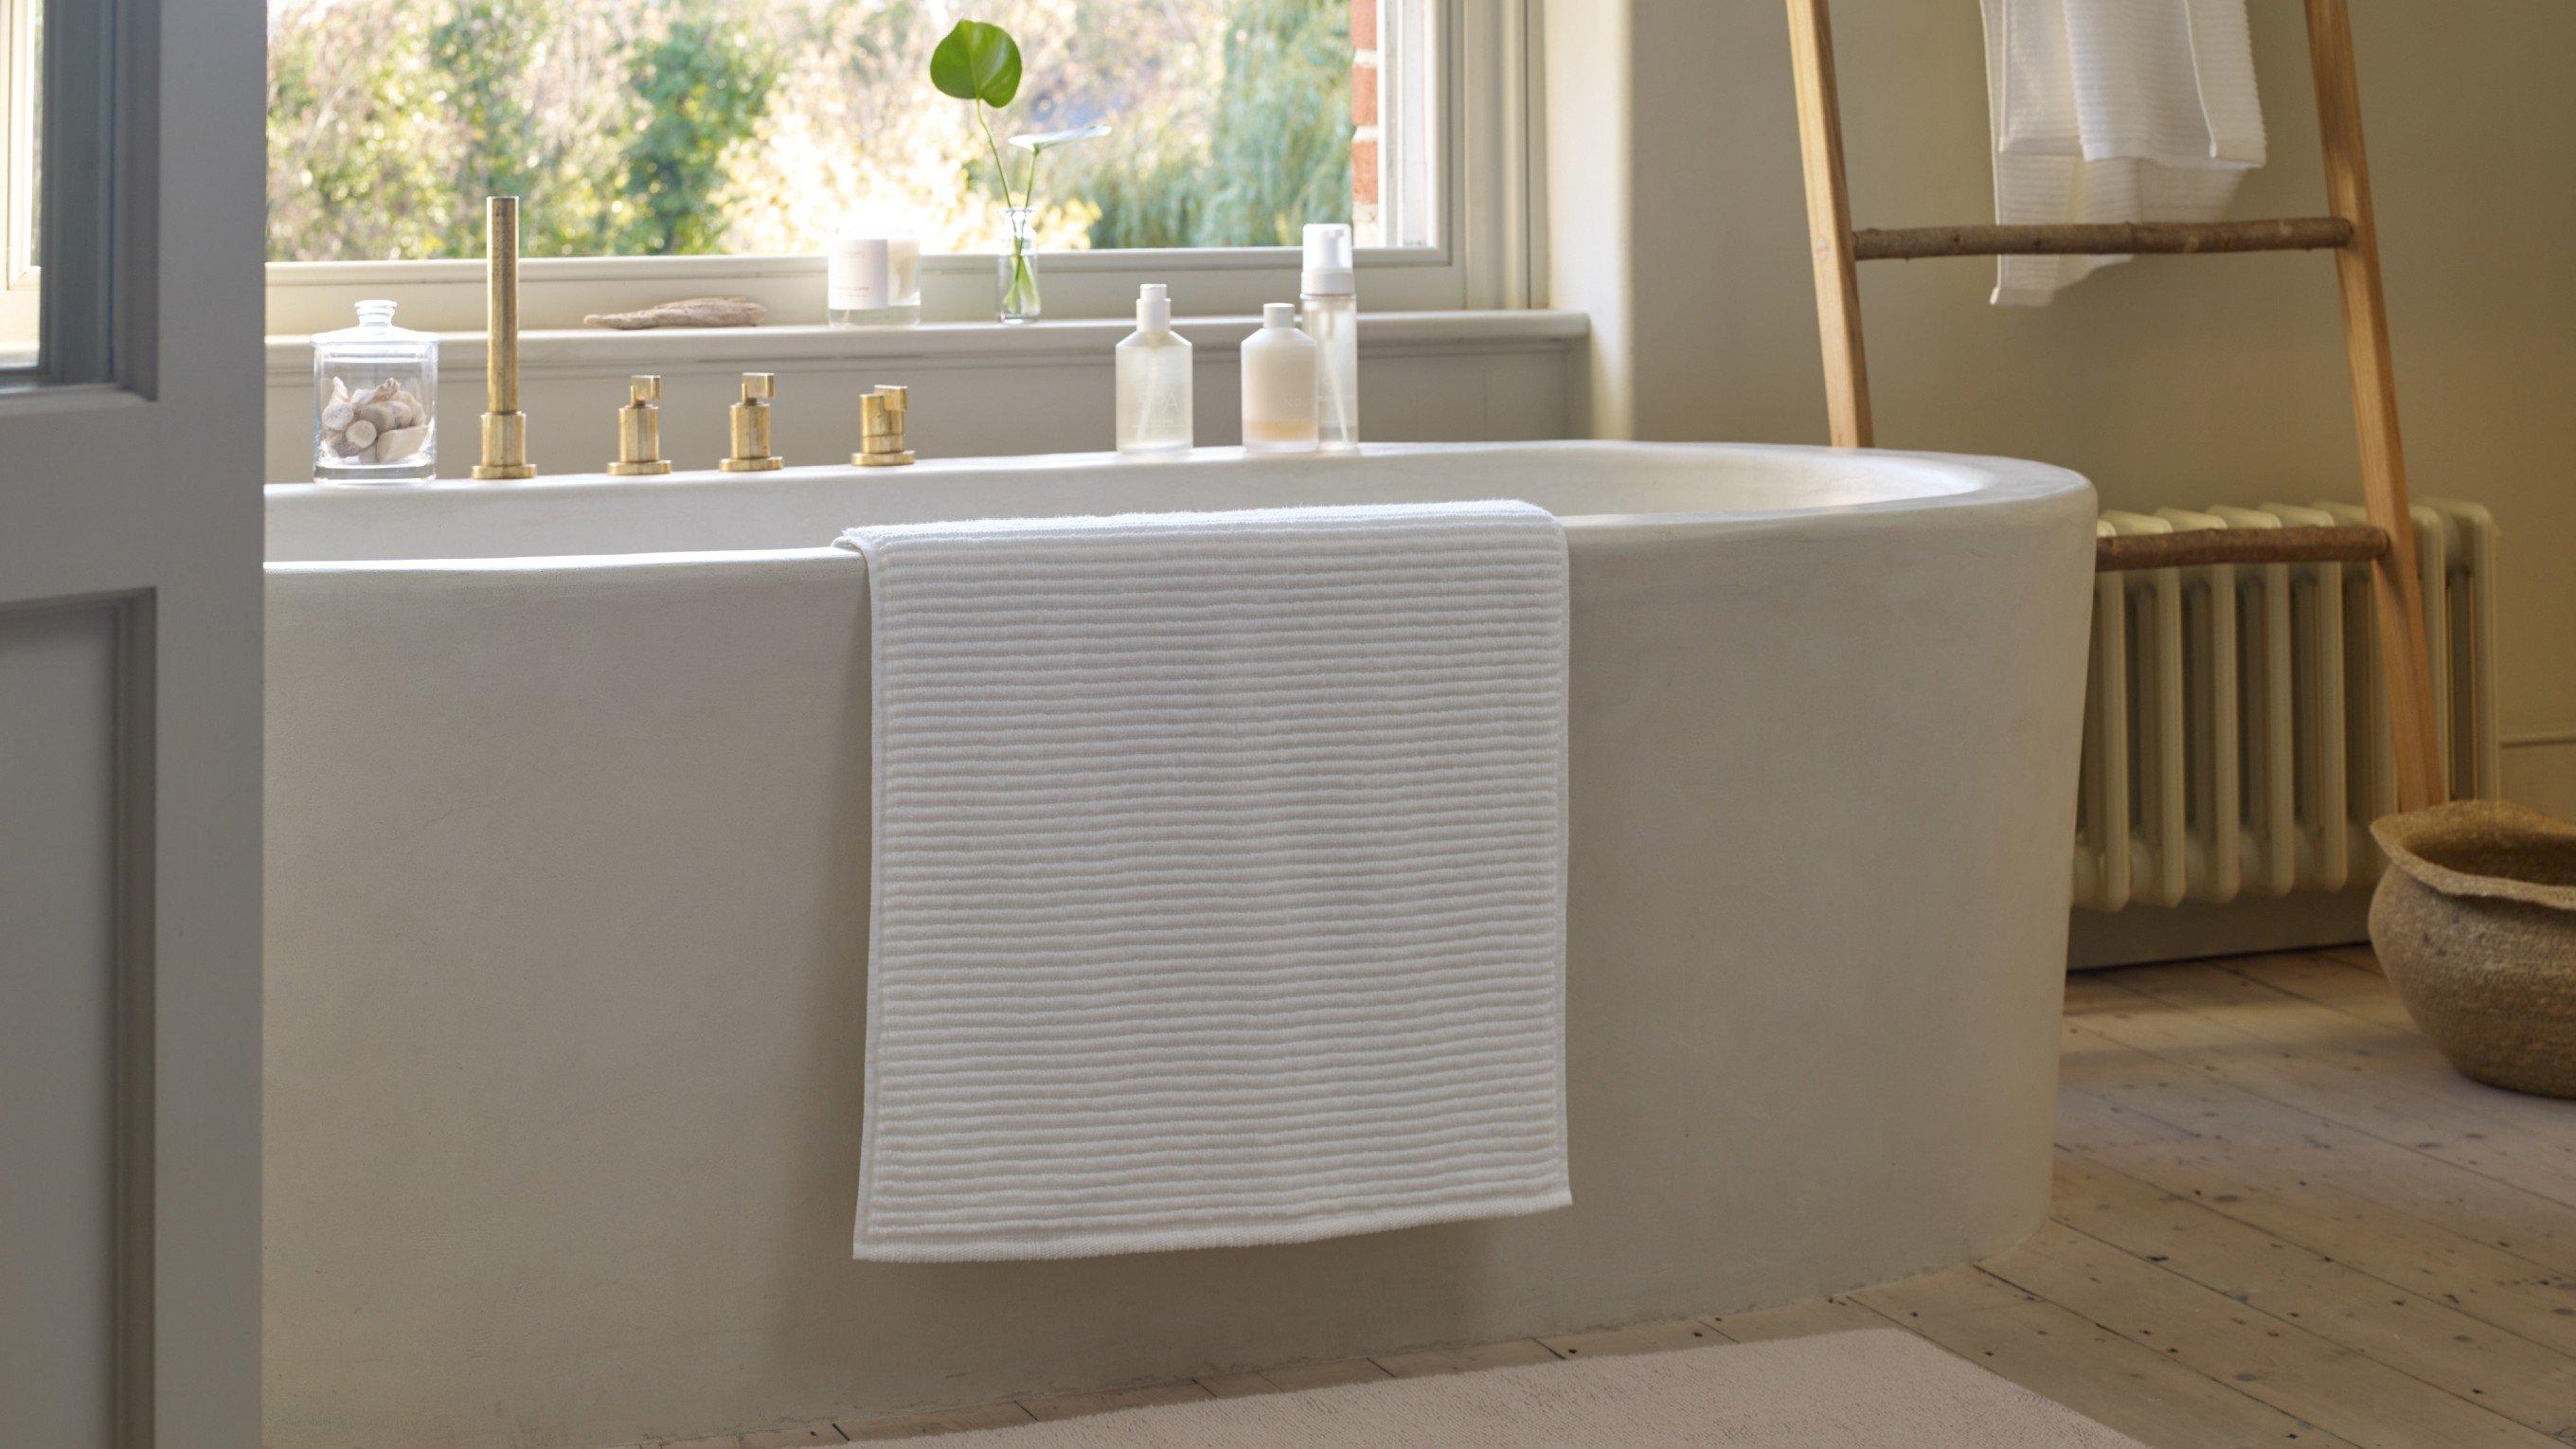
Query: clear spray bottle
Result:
<box><xmin>1116</xmin><ymin>284</ymin><xmax>1193</xmax><ymax>457</ymax></box>
<box><xmin>1301</xmin><ymin>224</ymin><xmax>1359</xmax><ymax>453</ymax></box>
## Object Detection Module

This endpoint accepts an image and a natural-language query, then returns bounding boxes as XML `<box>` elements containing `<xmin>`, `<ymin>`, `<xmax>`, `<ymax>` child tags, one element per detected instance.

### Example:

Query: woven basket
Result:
<box><xmin>2370</xmin><ymin>800</ymin><xmax>2576</xmax><ymax>1099</ymax></box>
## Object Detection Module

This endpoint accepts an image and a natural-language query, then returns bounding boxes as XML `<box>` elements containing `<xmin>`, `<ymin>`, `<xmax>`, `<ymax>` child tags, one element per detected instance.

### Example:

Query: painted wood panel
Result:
<box><xmin>0</xmin><ymin>603</ymin><xmax>124</xmax><ymax>1448</ymax></box>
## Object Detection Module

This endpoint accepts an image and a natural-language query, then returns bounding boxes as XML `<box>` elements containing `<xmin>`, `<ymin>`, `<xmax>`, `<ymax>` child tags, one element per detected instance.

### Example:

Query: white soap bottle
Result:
<box><xmin>1240</xmin><ymin>302</ymin><xmax>1319</xmax><ymax>455</ymax></box>
<box><xmin>1116</xmin><ymin>284</ymin><xmax>1193</xmax><ymax>457</ymax></box>
<box><xmin>1301</xmin><ymin>224</ymin><xmax>1359</xmax><ymax>452</ymax></box>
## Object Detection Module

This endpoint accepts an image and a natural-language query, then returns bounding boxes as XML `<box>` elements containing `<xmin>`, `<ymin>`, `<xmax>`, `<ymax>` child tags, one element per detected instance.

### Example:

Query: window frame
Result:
<box><xmin>259</xmin><ymin>0</ymin><xmax>1530</xmax><ymax>335</ymax></box>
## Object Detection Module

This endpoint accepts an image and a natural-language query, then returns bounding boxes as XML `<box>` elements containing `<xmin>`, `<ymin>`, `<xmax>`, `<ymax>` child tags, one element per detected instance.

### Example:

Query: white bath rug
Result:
<box><xmin>922</xmin><ymin>1329</ymin><xmax>2146</xmax><ymax>1446</ymax></box>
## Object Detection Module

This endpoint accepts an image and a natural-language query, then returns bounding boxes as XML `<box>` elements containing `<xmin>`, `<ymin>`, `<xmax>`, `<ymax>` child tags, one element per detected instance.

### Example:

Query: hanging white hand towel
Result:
<box><xmin>1980</xmin><ymin>0</ymin><xmax>2265</xmax><ymax>305</ymax></box>
<box><xmin>841</xmin><ymin>500</ymin><xmax>1571</xmax><ymax>1261</ymax></box>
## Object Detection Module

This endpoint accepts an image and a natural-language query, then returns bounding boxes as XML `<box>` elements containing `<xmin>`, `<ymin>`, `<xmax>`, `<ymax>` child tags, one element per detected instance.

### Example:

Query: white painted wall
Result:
<box><xmin>1543</xmin><ymin>0</ymin><xmax>2576</xmax><ymax>817</ymax></box>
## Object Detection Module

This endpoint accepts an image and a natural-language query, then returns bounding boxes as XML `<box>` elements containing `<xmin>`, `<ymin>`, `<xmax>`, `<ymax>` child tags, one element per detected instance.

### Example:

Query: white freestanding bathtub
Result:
<box><xmin>263</xmin><ymin>441</ymin><xmax>2095</xmax><ymax>1448</ymax></box>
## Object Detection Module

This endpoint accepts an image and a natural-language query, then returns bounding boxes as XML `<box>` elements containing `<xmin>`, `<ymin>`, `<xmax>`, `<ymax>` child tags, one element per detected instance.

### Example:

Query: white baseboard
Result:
<box><xmin>2067</xmin><ymin>887</ymin><xmax>2371</xmax><ymax>970</ymax></box>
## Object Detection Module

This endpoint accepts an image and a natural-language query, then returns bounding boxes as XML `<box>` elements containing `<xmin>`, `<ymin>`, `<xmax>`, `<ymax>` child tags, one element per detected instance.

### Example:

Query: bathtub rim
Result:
<box><xmin>263</xmin><ymin>440</ymin><xmax>2092</xmax><ymax>570</ymax></box>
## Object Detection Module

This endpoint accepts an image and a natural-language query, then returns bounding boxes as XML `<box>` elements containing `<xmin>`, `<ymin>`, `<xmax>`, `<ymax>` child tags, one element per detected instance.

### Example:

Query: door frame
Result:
<box><xmin>0</xmin><ymin>0</ymin><xmax>266</xmax><ymax>1441</ymax></box>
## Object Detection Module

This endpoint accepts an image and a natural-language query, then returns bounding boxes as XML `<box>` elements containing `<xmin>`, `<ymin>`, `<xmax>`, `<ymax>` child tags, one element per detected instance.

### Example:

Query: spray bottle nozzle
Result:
<box><xmin>1136</xmin><ymin>282</ymin><xmax>1173</xmax><ymax>331</ymax></box>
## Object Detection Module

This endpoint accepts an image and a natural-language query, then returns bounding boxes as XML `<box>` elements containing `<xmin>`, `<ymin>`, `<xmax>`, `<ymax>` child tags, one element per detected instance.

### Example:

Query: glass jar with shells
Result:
<box><xmin>313</xmin><ymin>299</ymin><xmax>437</xmax><ymax>483</ymax></box>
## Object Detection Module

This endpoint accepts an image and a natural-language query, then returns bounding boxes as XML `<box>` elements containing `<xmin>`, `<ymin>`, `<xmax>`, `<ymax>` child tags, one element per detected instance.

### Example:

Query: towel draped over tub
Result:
<box><xmin>839</xmin><ymin>500</ymin><xmax>1573</xmax><ymax>1261</ymax></box>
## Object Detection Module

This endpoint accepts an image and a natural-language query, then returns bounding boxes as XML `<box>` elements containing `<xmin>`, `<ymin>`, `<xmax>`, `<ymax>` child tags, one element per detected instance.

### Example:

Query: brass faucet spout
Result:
<box><xmin>471</xmin><ymin>196</ymin><xmax>537</xmax><ymax>480</ymax></box>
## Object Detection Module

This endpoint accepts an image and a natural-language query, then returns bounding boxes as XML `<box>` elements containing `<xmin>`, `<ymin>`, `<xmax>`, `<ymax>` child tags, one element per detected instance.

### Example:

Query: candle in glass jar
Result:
<box><xmin>828</xmin><ymin>227</ymin><xmax>922</xmax><ymax>328</ymax></box>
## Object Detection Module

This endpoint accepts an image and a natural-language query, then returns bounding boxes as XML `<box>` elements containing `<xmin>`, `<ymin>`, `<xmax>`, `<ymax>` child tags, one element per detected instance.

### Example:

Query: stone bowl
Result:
<box><xmin>2370</xmin><ymin>800</ymin><xmax>2576</xmax><ymax>1099</ymax></box>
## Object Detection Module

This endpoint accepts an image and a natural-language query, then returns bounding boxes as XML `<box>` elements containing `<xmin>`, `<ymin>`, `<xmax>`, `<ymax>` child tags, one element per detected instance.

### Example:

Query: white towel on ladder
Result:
<box><xmin>1981</xmin><ymin>0</ymin><xmax>2266</xmax><ymax>305</ymax></box>
<box><xmin>842</xmin><ymin>501</ymin><xmax>1572</xmax><ymax>1261</ymax></box>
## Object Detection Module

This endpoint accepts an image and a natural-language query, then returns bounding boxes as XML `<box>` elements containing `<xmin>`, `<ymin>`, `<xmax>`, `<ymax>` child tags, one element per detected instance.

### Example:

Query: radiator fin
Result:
<box><xmin>2073</xmin><ymin>499</ymin><xmax>2496</xmax><ymax>913</ymax></box>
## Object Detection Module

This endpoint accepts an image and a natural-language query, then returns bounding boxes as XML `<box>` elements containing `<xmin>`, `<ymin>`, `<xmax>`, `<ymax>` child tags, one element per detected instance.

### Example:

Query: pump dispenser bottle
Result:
<box><xmin>1300</xmin><ymin>223</ymin><xmax>1359</xmax><ymax>452</ymax></box>
<box><xmin>1240</xmin><ymin>302</ymin><xmax>1319</xmax><ymax>455</ymax></box>
<box><xmin>1116</xmin><ymin>284</ymin><xmax>1193</xmax><ymax>457</ymax></box>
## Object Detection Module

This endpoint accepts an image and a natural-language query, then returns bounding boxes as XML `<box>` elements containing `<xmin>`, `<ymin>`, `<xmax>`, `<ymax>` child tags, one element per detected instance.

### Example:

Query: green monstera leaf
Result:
<box><xmin>929</xmin><ymin>20</ymin><xmax>1021</xmax><ymax>109</ymax></box>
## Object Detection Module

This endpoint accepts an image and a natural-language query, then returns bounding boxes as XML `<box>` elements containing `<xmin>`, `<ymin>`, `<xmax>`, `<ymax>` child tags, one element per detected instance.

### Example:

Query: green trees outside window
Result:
<box><xmin>266</xmin><ymin>0</ymin><xmax>1354</xmax><ymax>262</ymax></box>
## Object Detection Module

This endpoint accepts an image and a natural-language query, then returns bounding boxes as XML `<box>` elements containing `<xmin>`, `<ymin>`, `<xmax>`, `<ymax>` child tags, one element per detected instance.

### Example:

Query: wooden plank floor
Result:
<box><xmin>629</xmin><ymin>949</ymin><xmax>2576</xmax><ymax>1448</ymax></box>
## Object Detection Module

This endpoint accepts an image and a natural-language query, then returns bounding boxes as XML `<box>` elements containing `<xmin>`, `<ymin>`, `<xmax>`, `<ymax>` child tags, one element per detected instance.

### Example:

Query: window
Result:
<box><xmin>1</xmin><ymin>0</ymin><xmax>40</xmax><ymax>366</ymax></box>
<box><xmin>260</xmin><ymin>0</ymin><xmax>1527</xmax><ymax>331</ymax></box>
<box><xmin>3</xmin><ymin>0</ymin><xmax>121</xmax><ymax>385</ymax></box>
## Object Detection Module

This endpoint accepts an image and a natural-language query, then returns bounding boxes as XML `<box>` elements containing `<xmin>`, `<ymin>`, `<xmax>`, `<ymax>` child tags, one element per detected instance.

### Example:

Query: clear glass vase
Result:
<box><xmin>312</xmin><ymin>299</ymin><xmax>437</xmax><ymax>484</ymax></box>
<box><xmin>995</xmin><ymin>206</ymin><xmax>1042</xmax><ymax>323</ymax></box>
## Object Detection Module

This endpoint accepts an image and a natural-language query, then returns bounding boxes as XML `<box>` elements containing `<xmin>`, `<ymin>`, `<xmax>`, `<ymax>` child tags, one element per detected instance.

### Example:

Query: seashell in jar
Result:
<box><xmin>387</xmin><ymin>396</ymin><xmax>421</xmax><ymax>428</ymax></box>
<box><xmin>367</xmin><ymin>378</ymin><xmax>402</xmax><ymax>403</ymax></box>
<box><xmin>357</xmin><ymin>402</ymin><xmax>398</xmax><ymax>433</ymax></box>
<box><xmin>371</xmin><ymin>424</ymin><xmax>428</xmax><ymax>463</ymax></box>
<box><xmin>331</xmin><ymin>376</ymin><xmax>350</xmax><ymax>404</ymax></box>
<box><xmin>344</xmin><ymin>419</ymin><xmax>378</xmax><ymax>450</ymax></box>
<box><xmin>321</xmin><ymin>400</ymin><xmax>356</xmax><ymax>431</ymax></box>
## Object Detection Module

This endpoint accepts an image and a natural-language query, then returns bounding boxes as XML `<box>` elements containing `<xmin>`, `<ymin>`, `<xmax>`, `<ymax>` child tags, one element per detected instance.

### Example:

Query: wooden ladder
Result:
<box><xmin>1785</xmin><ymin>0</ymin><xmax>2444</xmax><ymax>812</ymax></box>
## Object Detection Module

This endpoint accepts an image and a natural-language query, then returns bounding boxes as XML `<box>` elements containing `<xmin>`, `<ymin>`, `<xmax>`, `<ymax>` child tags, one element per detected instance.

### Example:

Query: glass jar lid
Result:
<box><xmin>313</xmin><ymin>298</ymin><xmax>435</xmax><ymax>351</ymax></box>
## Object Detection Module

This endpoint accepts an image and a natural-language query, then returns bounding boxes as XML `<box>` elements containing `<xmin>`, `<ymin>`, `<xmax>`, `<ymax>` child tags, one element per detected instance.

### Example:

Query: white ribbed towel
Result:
<box><xmin>840</xmin><ymin>501</ymin><xmax>1571</xmax><ymax>1261</ymax></box>
<box><xmin>1981</xmin><ymin>0</ymin><xmax>2265</xmax><ymax>305</ymax></box>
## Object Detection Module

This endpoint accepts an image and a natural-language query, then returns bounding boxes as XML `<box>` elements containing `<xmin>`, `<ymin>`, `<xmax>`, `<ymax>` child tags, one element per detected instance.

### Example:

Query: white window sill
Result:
<box><xmin>263</xmin><ymin>309</ymin><xmax>1588</xmax><ymax>380</ymax></box>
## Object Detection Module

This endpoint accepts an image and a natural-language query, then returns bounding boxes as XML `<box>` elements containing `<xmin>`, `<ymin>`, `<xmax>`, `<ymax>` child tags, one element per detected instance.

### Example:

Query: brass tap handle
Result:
<box><xmin>607</xmin><ymin>374</ymin><xmax>671</xmax><ymax>476</ymax></box>
<box><xmin>719</xmin><ymin>372</ymin><xmax>784</xmax><ymax>473</ymax></box>
<box><xmin>854</xmin><ymin>384</ymin><xmax>916</xmax><ymax>468</ymax></box>
<box><xmin>471</xmin><ymin>195</ymin><xmax>537</xmax><ymax>480</ymax></box>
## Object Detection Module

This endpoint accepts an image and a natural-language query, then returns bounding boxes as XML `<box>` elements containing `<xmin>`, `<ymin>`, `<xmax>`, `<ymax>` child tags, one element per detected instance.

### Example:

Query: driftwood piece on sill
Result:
<box><xmin>582</xmin><ymin>296</ymin><xmax>768</xmax><ymax>330</ymax></box>
<box><xmin>2095</xmin><ymin>524</ymin><xmax>2388</xmax><ymax>574</ymax></box>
